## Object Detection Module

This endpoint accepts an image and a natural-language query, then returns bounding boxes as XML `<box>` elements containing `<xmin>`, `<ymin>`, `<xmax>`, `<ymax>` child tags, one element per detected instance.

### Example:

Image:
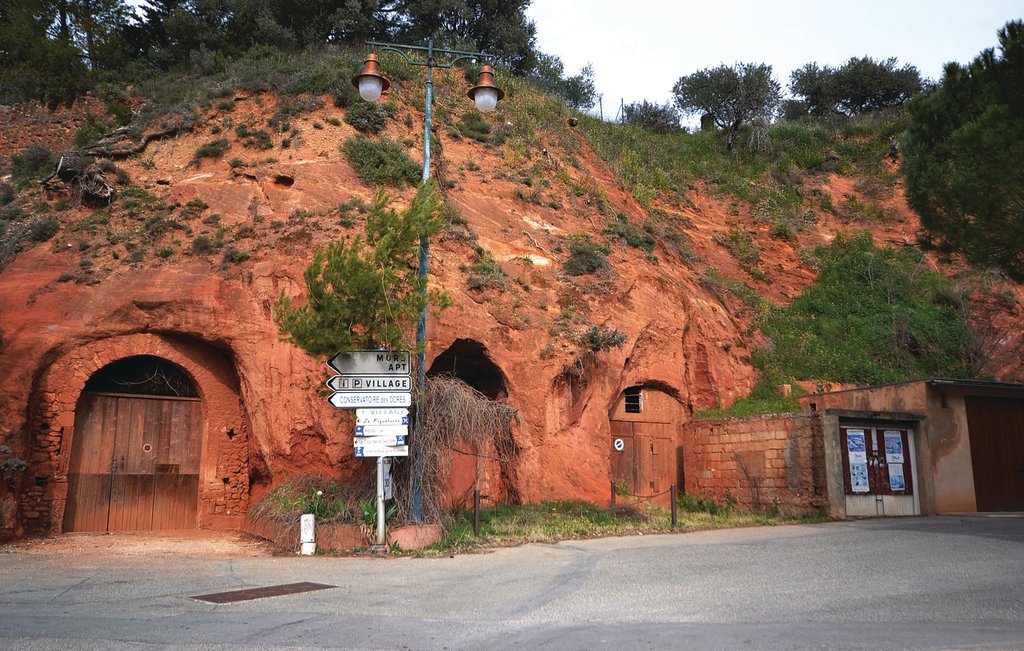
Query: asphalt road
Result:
<box><xmin>2</xmin><ymin>516</ymin><xmax>1023</xmax><ymax>650</ymax></box>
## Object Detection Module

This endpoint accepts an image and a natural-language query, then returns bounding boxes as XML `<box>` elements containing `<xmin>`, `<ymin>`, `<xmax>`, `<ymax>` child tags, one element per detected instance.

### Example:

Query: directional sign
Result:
<box><xmin>327</xmin><ymin>350</ymin><xmax>411</xmax><ymax>376</ymax></box>
<box><xmin>329</xmin><ymin>392</ymin><xmax>412</xmax><ymax>409</ymax></box>
<box><xmin>355</xmin><ymin>424</ymin><xmax>409</xmax><ymax>437</ymax></box>
<box><xmin>354</xmin><ymin>442</ymin><xmax>410</xmax><ymax>457</ymax></box>
<box><xmin>328</xmin><ymin>374</ymin><xmax>411</xmax><ymax>392</ymax></box>
<box><xmin>356</xmin><ymin>408</ymin><xmax>409</xmax><ymax>426</ymax></box>
<box><xmin>352</xmin><ymin>435</ymin><xmax>406</xmax><ymax>447</ymax></box>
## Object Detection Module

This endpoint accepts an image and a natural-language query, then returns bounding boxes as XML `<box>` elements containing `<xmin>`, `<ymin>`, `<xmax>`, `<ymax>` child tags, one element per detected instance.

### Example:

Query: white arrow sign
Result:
<box><xmin>355</xmin><ymin>424</ymin><xmax>409</xmax><ymax>437</ymax></box>
<box><xmin>329</xmin><ymin>392</ymin><xmax>412</xmax><ymax>409</ymax></box>
<box><xmin>354</xmin><ymin>442</ymin><xmax>410</xmax><ymax>458</ymax></box>
<box><xmin>356</xmin><ymin>408</ymin><xmax>409</xmax><ymax>426</ymax></box>
<box><xmin>327</xmin><ymin>350</ymin><xmax>411</xmax><ymax>375</ymax></box>
<box><xmin>328</xmin><ymin>374</ymin><xmax>411</xmax><ymax>392</ymax></box>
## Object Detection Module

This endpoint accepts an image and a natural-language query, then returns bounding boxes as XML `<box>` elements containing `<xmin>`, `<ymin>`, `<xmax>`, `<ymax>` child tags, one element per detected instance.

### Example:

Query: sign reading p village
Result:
<box><xmin>326</xmin><ymin>350</ymin><xmax>412</xmax><ymax>458</ymax></box>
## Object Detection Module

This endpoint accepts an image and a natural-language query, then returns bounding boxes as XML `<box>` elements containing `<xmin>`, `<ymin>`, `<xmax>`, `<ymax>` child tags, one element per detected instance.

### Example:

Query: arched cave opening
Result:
<box><xmin>427</xmin><ymin>338</ymin><xmax>508</xmax><ymax>400</ymax></box>
<box><xmin>83</xmin><ymin>355</ymin><xmax>199</xmax><ymax>397</ymax></box>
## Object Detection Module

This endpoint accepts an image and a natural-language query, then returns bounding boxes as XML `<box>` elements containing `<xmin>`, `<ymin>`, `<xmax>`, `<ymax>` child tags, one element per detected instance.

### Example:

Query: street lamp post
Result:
<box><xmin>352</xmin><ymin>40</ymin><xmax>503</xmax><ymax>523</ymax></box>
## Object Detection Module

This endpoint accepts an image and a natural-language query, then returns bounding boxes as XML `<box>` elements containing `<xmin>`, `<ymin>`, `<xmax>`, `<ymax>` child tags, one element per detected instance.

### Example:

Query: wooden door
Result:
<box><xmin>610</xmin><ymin>421</ymin><xmax>674</xmax><ymax>501</ymax></box>
<box><xmin>64</xmin><ymin>393</ymin><xmax>201</xmax><ymax>532</ymax></box>
<box><xmin>965</xmin><ymin>397</ymin><xmax>1024</xmax><ymax>511</ymax></box>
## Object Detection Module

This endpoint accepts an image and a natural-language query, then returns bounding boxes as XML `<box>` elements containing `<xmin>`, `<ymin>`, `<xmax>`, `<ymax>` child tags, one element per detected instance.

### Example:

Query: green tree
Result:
<box><xmin>672</xmin><ymin>62</ymin><xmax>781</xmax><ymax>149</ymax></box>
<box><xmin>528</xmin><ymin>53</ymin><xmax>596</xmax><ymax>110</ymax></box>
<box><xmin>274</xmin><ymin>183</ymin><xmax>449</xmax><ymax>357</ymax></box>
<box><xmin>902</xmin><ymin>20</ymin><xmax>1024</xmax><ymax>280</ymax></box>
<box><xmin>398</xmin><ymin>0</ymin><xmax>538</xmax><ymax>74</ymax></box>
<box><xmin>789</xmin><ymin>57</ymin><xmax>922</xmax><ymax>117</ymax></box>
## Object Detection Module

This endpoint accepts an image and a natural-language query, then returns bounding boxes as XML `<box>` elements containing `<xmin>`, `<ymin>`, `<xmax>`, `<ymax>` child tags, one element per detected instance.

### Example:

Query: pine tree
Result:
<box><xmin>274</xmin><ymin>183</ymin><xmax>449</xmax><ymax>357</ymax></box>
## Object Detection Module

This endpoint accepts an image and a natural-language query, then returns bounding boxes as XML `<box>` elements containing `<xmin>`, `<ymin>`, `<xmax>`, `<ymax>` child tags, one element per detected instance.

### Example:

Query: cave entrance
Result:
<box><xmin>63</xmin><ymin>356</ymin><xmax>203</xmax><ymax>532</ymax></box>
<box><xmin>427</xmin><ymin>339</ymin><xmax>508</xmax><ymax>399</ymax></box>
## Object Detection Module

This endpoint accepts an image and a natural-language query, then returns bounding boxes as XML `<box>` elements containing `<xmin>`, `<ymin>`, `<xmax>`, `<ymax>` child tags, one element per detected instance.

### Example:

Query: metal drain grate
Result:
<box><xmin>191</xmin><ymin>582</ymin><xmax>335</xmax><ymax>604</ymax></box>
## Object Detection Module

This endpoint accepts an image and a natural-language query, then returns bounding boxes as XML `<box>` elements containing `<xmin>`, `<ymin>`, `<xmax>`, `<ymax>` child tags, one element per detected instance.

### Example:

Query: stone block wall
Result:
<box><xmin>681</xmin><ymin>412</ymin><xmax>828</xmax><ymax>514</ymax></box>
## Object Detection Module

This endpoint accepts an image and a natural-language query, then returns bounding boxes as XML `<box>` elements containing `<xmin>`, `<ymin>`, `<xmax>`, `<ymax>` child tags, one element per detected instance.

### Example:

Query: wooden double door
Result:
<box><xmin>610</xmin><ymin>420</ymin><xmax>675</xmax><ymax>502</ymax></box>
<box><xmin>63</xmin><ymin>392</ymin><xmax>202</xmax><ymax>532</ymax></box>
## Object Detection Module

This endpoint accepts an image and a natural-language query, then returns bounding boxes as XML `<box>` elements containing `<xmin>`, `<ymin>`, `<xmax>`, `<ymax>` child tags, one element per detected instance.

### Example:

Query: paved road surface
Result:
<box><xmin>2</xmin><ymin>516</ymin><xmax>1023</xmax><ymax>650</ymax></box>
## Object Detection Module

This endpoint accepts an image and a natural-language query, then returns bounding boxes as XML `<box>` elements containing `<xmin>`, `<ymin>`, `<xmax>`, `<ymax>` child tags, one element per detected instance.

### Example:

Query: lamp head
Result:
<box><xmin>467</xmin><ymin>65</ymin><xmax>504</xmax><ymax>113</ymax></box>
<box><xmin>352</xmin><ymin>53</ymin><xmax>391</xmax><ymax>102</ymax></box>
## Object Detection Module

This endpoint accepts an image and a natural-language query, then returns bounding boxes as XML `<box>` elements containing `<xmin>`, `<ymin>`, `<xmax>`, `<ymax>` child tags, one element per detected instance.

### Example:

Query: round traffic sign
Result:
<box><xmin>613</xmin><ymin>438</ymin><xmax>624</xmax><ymax>452</ymax></box>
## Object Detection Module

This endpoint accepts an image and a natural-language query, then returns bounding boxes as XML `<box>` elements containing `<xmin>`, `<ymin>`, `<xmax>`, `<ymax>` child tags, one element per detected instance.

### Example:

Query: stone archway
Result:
<box><xmin>24</xmin><ymin>333</ymin><xmax>250</xmax><ymax>536</ymax></box>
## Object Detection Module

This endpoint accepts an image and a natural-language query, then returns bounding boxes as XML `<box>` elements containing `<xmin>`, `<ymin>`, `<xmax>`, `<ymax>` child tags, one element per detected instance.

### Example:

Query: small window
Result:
<box><xmin>624</xmin><ymin>386</ymin><xmax>643</xmax><ymax>413</ymax></box>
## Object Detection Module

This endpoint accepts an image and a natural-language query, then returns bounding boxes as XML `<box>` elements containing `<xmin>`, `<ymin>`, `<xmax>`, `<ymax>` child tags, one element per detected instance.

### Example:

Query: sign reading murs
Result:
<box><xmin>327</xmin><ymin>350</ymin><xmax>411</xmax><ymax>376</ymax></box>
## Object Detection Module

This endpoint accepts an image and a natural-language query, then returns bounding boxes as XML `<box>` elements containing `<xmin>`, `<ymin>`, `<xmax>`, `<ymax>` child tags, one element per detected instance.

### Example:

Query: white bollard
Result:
<box><xmin>300</xmin><ymin>513</ymin><xmax>316</xmax><ymax>555</ymax></box>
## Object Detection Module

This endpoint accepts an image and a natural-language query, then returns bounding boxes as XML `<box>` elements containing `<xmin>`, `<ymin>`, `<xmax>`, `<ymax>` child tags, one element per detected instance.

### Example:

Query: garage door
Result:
<box><xmin>63</xmin><ymin>392</ymin><xmax>202</xmax><ymax>532</ymax></box>
<box><xmin>965</xmin><ymin>397</ymin><xmax>1024</xmax><ymax>511</ymax></box>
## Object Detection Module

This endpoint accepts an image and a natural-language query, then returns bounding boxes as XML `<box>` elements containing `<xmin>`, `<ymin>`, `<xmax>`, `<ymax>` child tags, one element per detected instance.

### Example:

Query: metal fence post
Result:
<box><xmin>473</xmin><ymin>489</ymin><xmax>481</xmax><ymax>537</ymax></box>
<box><xmin>670</xmin><ymin>484</ymin><xmax>678</xmax><ymax>528</ymax></box>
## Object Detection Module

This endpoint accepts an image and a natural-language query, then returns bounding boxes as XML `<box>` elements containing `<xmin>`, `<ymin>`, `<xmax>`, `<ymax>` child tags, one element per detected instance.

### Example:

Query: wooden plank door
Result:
<box><xmin>965</xmin><ymin>397</ymin><xmax>1024</xmax><ymax>511</ymax></box>
<box><xmin>64</xmin><ymin>393</ymin><xmax>201</xmax><ymax>532</ymax></box>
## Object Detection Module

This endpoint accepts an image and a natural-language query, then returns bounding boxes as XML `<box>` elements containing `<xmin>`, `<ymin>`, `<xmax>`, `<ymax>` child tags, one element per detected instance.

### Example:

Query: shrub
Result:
<box><xmin>341</xmin><ymin>137</ymin><xmax>421</xmax><ymax>186</ymax></box>
<box><xmin>564</xmin><ymin>237</ymin><xmax>611</xmax><ymax>276</ymax></box>
<box><xmin>235</xmin><ymin>124</ymin><xmax>274</xmax><ymax>150</ymax></box>
<box><xmin>29</xmin><ymin>218</ymin><xmax>59</xmax><ymax>241</ymax></box>
<box><xmin>603</xmin><ymin>213</ymin><xmax>655</xmax><ymax>252</ymax></box>
<box><xmin>192</xmin><ymin>234</ymin><xmax>220</xmax><ymax>253</ymax></box>
<box><xmin>581</xmin><ymin>325</ymin><xmax>627</xmax><ymax>352</ymax></box>
<box><xmin>344</xmin><ymin>101</ymin><xmax>395</xmax><ymax>134</ymax></box>
<box><xmin>463</xmin><ymin>248</ymin><xmax>506</xmax><ymax>290</ymax></box>
<box><xmin>713</xmin><ymin>226</ymin><xmax>761</xmax><ymax>272</ymax></box>
<box><xmin>622</xmin><ymin>100</ymin><xmax>680</xmax><ymax>133</ymax></box>
<box><xmin>194</xmin><ymin>139</ymin><xmax>229</xmax><ymax>160</ymax></box>
<box><xmin>223</xmin><ymin>247</ymin><xmax>251</xmax><ymax>264</ymax></box>
<box><xmin>73</xmin><ymin>113</ymin><xmax>110</xmax><ymax>147</ymax></box>
<box><xmin>11</xmin><ymin>145</ymin><xmax>58</xmax><ymax>185</ymax></box>
<box><xmin>0</xmin><ymin>182</ymin><xmax>14</xmax><ymax>207</ymax></box>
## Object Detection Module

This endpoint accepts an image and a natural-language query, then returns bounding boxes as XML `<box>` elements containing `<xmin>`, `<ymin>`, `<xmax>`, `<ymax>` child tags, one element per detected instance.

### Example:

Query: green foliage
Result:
<box><xmin>29</xmin><ymin>218</ymin><xmax>59</xmax><ymax>242</ymax></box>
<box><xmin>673</xmin><ymin>62</ymin><xmax>782</xmax><ymax>148</ymax></box>
<box><xmin>754</xmin><ymin>231</ymin><xmax>971</xmax><ymax>385</ymax></box>
<box><xmin>677</xmin><ymin>492</ymin><xmax>737</xmax><ymax>515</ymax></box>
<box><xmin>11</xmin><ymin>145</ymin><xmax>58</xmax><ymax>186</ymax></box>
<box><xmin>73</xmin><ymin>113</ymin><xmax>111</xmax><ymax>147</ymax></box>
<box><xmin>693</xmin><ymin>380</ymin><xmax>803</xmax><ymax>419</ymax></box>
<box><xmin>455</xmin><ymin>112</ymin><xmax>505</xmax><ymax>145</ymax></box>
<box><xmin>902</xmin><ymin>20</ymin><xmax>1024</xmax><ymax>281</ymax></box>
<box><xmin>622</xmin><ymin>100</ymin><xmax>680</xmax><ymax>133</ymax></box>
<box><xmin>713</xmin><ymin>226</ymin><xmax>762</xmax><ymax>274</ymax></box>
<box><xmin>0</xmin><ymin>182</ymin><xmax>15</xmax><ymax>207</ymax></box>
<box><xmin>564</xmin><ymin>237</ymin><xmax>611</xmax><ymax>276</ymax></box>
<box><xmin>248</xmin><ymin>475</ymin><xmax>355</xmax><ymax>524</ymax></box>
<box><xmin>463</xmin><ymin>248</ymin><xmax>507</xmax><ymax>291</ymax></box>
<box><xmin>789</xmin><ymin>57</ymin><xmax>922</xmax><ymax>117</ymax></box>
<box><xmin>274</xmin><ymin>184</ymin><xmax>448</xmax><ymax>357</ymax></box>
<box><xmin>527</xmin><ymin>54</ymin><xmax>598</xmax><ymax>109</ymax></box>
<box><xmin>580</xmin><ymin>325</ymin><xmax>627</xmax><ymax>352</ymax></box>
<box><xmin>603</xmin><ymin>213</ymin><xmax>655</xmax><ymax>253</ymax></box>
<box><xmin>235</xmin><ymin>124</ymin><xmax>274</xmax><ymax>150</ymax></box>
<box><xmin>191</xmin><ymin>234</ymin><xmax>220</xmax><ymax>253</ymax></box>
<box><xmin>194</xmin><ymin>138</ymin><xmax>229</xmax><ymax>160</ymax></box>
<box><xmin>341</xmin><ymin>137</ymin><xmax>421</xmax><ymax>187</ymax></box>
<box><xmin>344</xmin><ymin>101</ymin><xmax>395</xmax><ymax>135</ymax></box>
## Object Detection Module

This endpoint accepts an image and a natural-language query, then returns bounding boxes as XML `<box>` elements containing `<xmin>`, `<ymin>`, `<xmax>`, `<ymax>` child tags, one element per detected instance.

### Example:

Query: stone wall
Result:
<box><xmin>681</xmin><ymin>412</ymin><xmax>828</xmax><ymax>514</ymax></box>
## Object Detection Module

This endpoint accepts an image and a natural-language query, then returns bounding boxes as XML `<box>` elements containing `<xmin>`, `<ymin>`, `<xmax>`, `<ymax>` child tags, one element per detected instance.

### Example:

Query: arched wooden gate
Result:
<box><xmin>62</xmin><ymin>356</ymin><xmax>203</xmax><ymax>532</ymax></box>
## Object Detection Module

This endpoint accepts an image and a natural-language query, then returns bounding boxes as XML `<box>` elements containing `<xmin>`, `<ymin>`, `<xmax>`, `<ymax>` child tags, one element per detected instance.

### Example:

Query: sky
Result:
<box><xmin>526</xmin><ymin>0</ymin><xmax>1023</xmax><ymax>120</ymax></box>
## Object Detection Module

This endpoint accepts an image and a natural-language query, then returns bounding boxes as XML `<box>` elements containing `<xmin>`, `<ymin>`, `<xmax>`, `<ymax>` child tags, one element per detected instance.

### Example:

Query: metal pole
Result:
<box><xmin>410</xmin><ymin>40</ymin><xmax>434</xmax><ymax>524</ymax></box>
<box><xmin>670</xmin><ymin>484</ymin><xmax>678</xmax><ymax>528</ymax></box>
<box><xmin>610</xmin><ymin>480</ymin><xmax>616</xmax><ymax>510</ymax></box>
<box><xmin>376</xmin><ymin>456</ymin><xmax>386</xmax><ymax>546</ymax></box>
<box><xmin>473</xmin><ymin>489</ymin><xmax>481</xmax><ymax>536</ymax></box>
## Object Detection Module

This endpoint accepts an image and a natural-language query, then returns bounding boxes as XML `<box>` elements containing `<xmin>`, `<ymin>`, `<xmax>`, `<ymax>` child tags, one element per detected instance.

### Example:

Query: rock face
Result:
<box><xmin>1</xmin><ymin>86</ymin><xmax>1021</xmax><ymax>538</ymax></box>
